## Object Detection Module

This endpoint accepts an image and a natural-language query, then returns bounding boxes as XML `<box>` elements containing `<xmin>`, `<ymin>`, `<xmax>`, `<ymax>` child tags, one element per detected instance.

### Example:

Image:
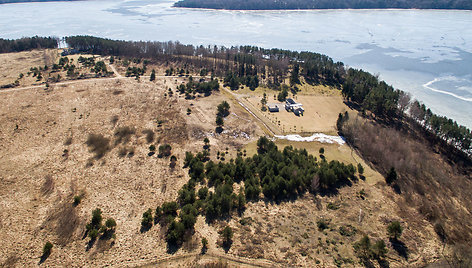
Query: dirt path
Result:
<box><xmin>0</xmin><ymin>74</ymin><xmax>185</xmax><ymax>94</ymax></box>
<box><xmin>108</xmin><ymin>63</ymin><xmax>122</xmax><ymax>78</ymax></box>
<box><xmin>0</xmin><ymin>76</ymin><xmax>125</xmax><ymax>94</ymax></box>
<box><xmin>137</xmin><ymin>251</ymin><xmax>280</xmax><ymax>268</ymax></box>
<box><xmin>223</xmin><ymin>87</ymin><xmax>279</xmax><ymax>136</ymax></box>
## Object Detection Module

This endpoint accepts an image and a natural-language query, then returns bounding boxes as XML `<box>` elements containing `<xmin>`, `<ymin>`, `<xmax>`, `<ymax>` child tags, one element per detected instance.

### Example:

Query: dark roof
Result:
<box><xmin>286</xmin><ymin>98</ymin><xmax>296</xmax><ymax>104</ymax></box>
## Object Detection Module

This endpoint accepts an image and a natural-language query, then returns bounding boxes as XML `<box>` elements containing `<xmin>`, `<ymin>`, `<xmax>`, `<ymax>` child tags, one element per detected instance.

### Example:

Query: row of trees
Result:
<box><xmin>0</xmin><ymin>36</ymin><xmax>58</xmax><ymax>53</ymax></box>
<box><xmin>409</xmin><ymin>100</ymin><xmax>471</xmax><ymax>154</ymax></box>
<box><xmin>223</xmin><ymin>72</ymin><xmax>259</xmax><ymax>91</ymax></box>
<box><xmin>341</xmin><ymin>68</ymin><xmax>471</xmax><ymax>156</ymax></box>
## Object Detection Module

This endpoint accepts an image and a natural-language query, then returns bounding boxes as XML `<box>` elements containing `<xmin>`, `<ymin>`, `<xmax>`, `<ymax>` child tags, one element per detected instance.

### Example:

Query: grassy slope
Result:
<box><xmin>0</xmin><ymin>50</ymin><xmax>451</xmax><ymax>267</ymax></box>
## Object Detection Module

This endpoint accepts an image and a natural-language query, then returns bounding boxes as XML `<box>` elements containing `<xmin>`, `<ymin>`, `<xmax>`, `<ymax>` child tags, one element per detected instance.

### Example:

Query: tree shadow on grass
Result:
<box><xmin>166</xmin><ymin>242</ymin><xmax>180</xmax><ymax>254</ymax></box>
<box><xmin>38</xmin><ymin>251</ymin><xmax>51</xmax><ymax>264</ymax></box>
<box><xmin>359</xmin><ymin>257</ymin><xmax>375</xmax><ymax>268</ymax></box>
<box><xmin>378</xmin><ymin>258</ymin><xmax>390</xmax><ymax>268</ymax></box>
<box><xmin>222</xmin><ymin>240</ymin><xmax>232</xmax><ymax>253</ymax></box>
<box><xmin>390</xmin><ymin>238</ymin><xmax>408</xmax><ymax>259</ymax></box>
<box><xmin>85</xmin><ymin>238</ymin><xmax>96</xmax><ymax>252</ymax></box>
<box><xmin>140</xmin><ymin>224</ymin><xmax>152</xmax><ymax>233</ymax></box>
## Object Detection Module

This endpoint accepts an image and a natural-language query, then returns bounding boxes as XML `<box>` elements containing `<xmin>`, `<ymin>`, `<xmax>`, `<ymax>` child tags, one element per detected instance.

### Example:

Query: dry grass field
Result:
<box><xmin>0</xmin><ymin>50</ymin><xmax>451</xmax><ymax>267</ymax></box>
<box><xmin>234</xmin><ymin>85</ymin><xmax>349</xmax><ymax>135</ymax></box>
<box><xmin>0</xmin><ymin>49</ymin><xmax>56</xmax><ymax>86</ymax></box>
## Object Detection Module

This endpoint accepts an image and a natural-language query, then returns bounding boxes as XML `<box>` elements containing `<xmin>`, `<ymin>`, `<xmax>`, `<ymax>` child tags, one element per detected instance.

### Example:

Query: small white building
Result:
<box><xmin>285</xmin><ymin>98</ymin><xmax>304</xmax><ymax>115</ymax></box>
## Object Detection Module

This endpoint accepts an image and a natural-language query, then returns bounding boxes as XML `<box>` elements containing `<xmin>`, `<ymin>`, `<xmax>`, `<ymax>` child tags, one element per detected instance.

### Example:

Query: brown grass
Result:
<box><xmin>1</xmin><ymin>254</ymin><xmax>19</xmax><ymax>268</ymax></box>
<box><xmin>40</xmin><ymin>175</ymin><xmax>55</xmax><ymax>196</ymax></box>
<box><xmin>197</xmin><ymin>260</ymin><xmax>229</xmax><ymax>268</ymax></box>
<box><xmin>239</xmin><ymin>85</ymin><xmax>350</xmax><ymax>135</ymax></box>
<box><xmin>43</xmin><ymin>198</ymin><xmax>81</xmax><ymax>246</ymax></box>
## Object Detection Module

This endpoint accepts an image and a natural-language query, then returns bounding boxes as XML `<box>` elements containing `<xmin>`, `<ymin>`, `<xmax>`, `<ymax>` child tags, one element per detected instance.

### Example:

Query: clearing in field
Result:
<box><xmin>232</xmin><ymin>85</ymin><xmax>350</xmax><ymax>135</ymax></box>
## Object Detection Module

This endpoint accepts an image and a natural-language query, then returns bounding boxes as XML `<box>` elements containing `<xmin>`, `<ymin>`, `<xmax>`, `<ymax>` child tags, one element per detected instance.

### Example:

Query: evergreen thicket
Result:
<box><xmin>148</xmin><ymin>137</ymin><xmax>357</xmax><ymax>249</ymax></box>
<box><xmin>0</xmin><ymin>36</ymin><xmax>58</xmax><ymax>53</ymax></box>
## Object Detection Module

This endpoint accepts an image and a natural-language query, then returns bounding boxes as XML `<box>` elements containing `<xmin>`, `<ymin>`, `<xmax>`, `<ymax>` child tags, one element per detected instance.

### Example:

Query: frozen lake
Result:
<box><xmin>1</xmin><ymin>0</ymin><xmax>471</xmax><ymax>127</ymax></box>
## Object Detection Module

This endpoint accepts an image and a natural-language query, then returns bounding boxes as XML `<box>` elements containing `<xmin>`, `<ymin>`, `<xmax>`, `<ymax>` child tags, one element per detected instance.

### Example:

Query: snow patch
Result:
<box><xmin>275</xmin><ymin>133</ymin><xmax>345</xmax><ymax>145</ymax></box>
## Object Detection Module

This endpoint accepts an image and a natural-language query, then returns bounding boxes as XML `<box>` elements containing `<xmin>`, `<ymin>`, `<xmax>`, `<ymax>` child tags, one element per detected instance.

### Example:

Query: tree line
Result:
<box><xmin>173</xmin><ymin>0</ymin><xmax>472</xmax><ymax>10</ymax></box>
<box><xmin>64</xmin><ymin>35</ymin><xmax>345</xmax><ymax>90</ymax></box>
<box><xmin>341</xmin><ymin>68</ymin><xmax>471</xmax><ymax>157</ymax></box>
<box><xmin>0</xmin><ymin>36</ymin><xmax>58</xmax><ymax>53</ymax></box>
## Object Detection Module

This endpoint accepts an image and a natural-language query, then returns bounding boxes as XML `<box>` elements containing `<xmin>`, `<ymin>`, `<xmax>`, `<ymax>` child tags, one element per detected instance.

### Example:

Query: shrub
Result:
<box><xmin>357</xmin><ymin>163</ymin><xmax>364</xmax><ymax>174</ymax></box>
<box><xmin>88</xmin><ymin>228</ymin><xmax>99</xmax><ymax>239</ymax></box>
<box><xmin>386</xmin><ymin>167</ymin><xmax>397</xmax><ymax>184</ymax></box>
<box><xmin>201</xmin><ymin>237</ymin><xmax>208</xmax><ymax>253</ymax></box>
<box><xmin>114</xmin><ymin>126</ymin><xmax>136</xmax><ymax>145</ymax></box>
<box><xmin>141</xmin><ymin>208</ymin><xmax>153</xmax><ymax>228</ymax></box>
<box><xmin>317</xmin><ymin>218</ymin><xmax>330</xmax><ymax>231</ymax></box>
<box><xmin>142</xmin><ymin>129</ymin><xmax>154</xmax><ymax>143</ymax></box>
<box><xmin>327</xmin><ymin>202</ymin><xmax>340</xmax><ymax>210</ymax></box>
<box><xmin>85</xmin><ymin>134</ymin><xmax>110</xmax><ymax>159</ymax></box>
<box><xmin>73</xmin><ymin>195</ymin><xmax>82</xmax><ymax>206</ymax></box>
<box><xmin>339</xmin><ymin>225</ymin><xmax>357</xmax><ymax>237</ymax></box>
<box><xmin>105</xmin><ymin>218</ymin><xmax>117</xmax><ymax>229</ymax></box>
<box><xmin>43</xmin><ymin>241</ymin><xmax>53</xmax><ymax>256</ymax></box>
<box><xmin>387</xmin><ymin>221</ymin><xmax>403</xmax><ymax>240</ymax></box>
<box><xmin>353</xmin><ymin>235</ymin><xmax>371</xmax><ymax>259</ymax></box>
<box><xmin>170</xmin><ymin>155</ymin><xmax>178</xmax><ymax>168</ymax></box>
<box><xmin>158</xmin><ymin>144</ymin><xmax>172</xmax><ymax>158</ymax></box>
<box><xmin>221</xmin><ymin>226</ymin><xmax>233</xmax><ymax>247</ymax></box>
<box><xmin>372</xmin><ymin>239</ymin><xmax>388</xmax><ymax>259</ymax></box>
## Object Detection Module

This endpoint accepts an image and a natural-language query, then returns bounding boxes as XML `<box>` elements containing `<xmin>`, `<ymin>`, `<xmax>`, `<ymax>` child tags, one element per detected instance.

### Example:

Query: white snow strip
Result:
<box><xmin>275</xmin><ymin>133</ymin><xmax>346</xmax><ymax>145</ymax></box>
<box><xmin>423</xmin><ymin>78</ymin><xmax>472</xmax><ymax>102</ymax></box>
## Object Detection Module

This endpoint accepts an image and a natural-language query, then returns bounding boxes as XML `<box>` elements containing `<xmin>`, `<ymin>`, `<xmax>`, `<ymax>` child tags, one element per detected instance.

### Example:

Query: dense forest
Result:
<box><xmin>64</xmin><ymin>35</ymin><xmax>472</xmax><ymax>158</ymax></box>
<box><xmin>174</xmin><ymin>0</ymin><xmax>472</xmax><ymax>10</ymax></box>
<box><xmin>0</xmin><ymin>36</ymin><xmax>58</xmax><ymax>53</ymax></box>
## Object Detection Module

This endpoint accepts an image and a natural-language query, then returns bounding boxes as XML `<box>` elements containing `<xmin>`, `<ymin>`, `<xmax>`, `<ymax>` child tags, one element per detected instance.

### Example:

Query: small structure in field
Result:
<box><xmin>285</xmin><ymin>98</ymin><xmax>304</xmax><ymax>116</ymax></box>
<box><xmin>61</xmin><ymin>48</ymin><xmax>79</xmax><ymax>56</ymax></box>
<box><xmin>268</xmin><ymin>105</ymin><xmax>279</xmax><ymax>112</ymax></box>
